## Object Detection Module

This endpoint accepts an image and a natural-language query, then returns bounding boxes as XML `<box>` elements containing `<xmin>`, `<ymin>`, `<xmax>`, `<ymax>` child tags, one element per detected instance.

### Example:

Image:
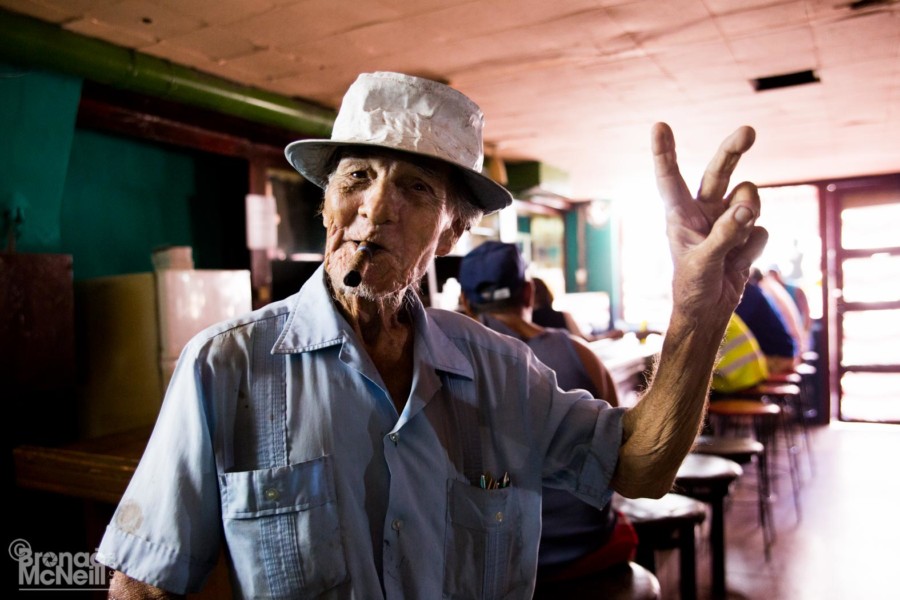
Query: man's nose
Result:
<box><xmin>358</xmin><ymin>179</ymin><xmax>400</xmax><ymax>224</ymax></box>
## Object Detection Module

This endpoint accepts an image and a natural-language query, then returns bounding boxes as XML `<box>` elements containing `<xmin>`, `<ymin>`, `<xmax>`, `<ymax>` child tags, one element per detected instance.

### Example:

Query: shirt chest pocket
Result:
<box><xmin>443</xmin><ymin>478</ymin><xmax>531</xmax><ymax>599</ymax></box>
<box><xmin>220</xmin><ymin>456</ymin><xmax>349</xmax><ymax>599</ymax></box>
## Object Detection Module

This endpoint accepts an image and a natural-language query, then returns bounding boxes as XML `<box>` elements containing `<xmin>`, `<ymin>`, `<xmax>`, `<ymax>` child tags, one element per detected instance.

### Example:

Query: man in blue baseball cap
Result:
<box><xmin>458</xmin><ymin>240</ymin><xmax>528</xmax><ymax>306</ymax></box>
<box><xmin>459</xmin><ymin>241</ymin><xmax>639</xmax><ymax>584</ymax></box>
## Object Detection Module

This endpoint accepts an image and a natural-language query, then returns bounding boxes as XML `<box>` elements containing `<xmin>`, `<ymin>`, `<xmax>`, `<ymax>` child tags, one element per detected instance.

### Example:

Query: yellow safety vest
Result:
<box><xmin>712</xmin><ymin>314</ymin><xmax>770</xmax><ymax>393</ymax></box>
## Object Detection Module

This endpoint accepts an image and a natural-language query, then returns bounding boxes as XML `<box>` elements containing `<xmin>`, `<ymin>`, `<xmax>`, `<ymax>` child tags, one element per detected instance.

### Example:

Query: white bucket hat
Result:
<box><xmin>284</xmin><ymin>71</ymin><xmax>512</xmax><ymax>213</ymax></box>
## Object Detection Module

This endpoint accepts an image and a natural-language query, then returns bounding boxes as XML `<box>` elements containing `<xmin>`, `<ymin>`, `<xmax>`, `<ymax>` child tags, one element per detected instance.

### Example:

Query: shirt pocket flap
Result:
<box><xmin>220</xmin><ymin>456</ymin><xmax>335</xmax><ymax>519</ymax></box>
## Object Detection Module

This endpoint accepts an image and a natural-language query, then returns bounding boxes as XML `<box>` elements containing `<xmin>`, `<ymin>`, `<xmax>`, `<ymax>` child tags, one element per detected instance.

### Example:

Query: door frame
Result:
<box><xmin>821</xmin><ymin>174</ymin><xmax>900</xmax><ymax>423</ymax></box>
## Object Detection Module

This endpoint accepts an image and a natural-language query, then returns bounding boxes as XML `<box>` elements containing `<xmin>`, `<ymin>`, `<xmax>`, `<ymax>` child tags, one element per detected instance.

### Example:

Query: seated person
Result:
<box><xmin>758</xmin><ymin>267</ymin><xmax>807</xmax><ymax>356</ymax></box>
<box><xmin>735</xmin><ymin>269</ymin><xmax>797</xmax><ymax>374</ymax></box>
<box><xmin>767</xmin><ymin>264</ymin><xmax>812</xmax><ymax>350</ymax></box>
<box><xmin>458</xmin><ymin>241</ymin><xmax>637</xmax><ymax>582</ymax></box>
<box><xmin>712</xmin><ymin>313</ymin><xmax>769</xmax><ymax>394</ymax></box>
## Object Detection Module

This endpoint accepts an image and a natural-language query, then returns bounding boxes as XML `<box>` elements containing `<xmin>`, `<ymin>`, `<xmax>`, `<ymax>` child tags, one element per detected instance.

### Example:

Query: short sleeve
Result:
<box><xmin>531</xmin><ymin>356</ymin><xmax>626</xmax><ymax>510</ymax></box>
<box><xmin>96</xmin><ymin>344</ymin><xmax>222</xmax><ymax>594</ymax></box>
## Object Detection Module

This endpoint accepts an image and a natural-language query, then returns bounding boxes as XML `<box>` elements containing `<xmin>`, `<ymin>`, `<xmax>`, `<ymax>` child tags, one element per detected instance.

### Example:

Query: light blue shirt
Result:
<box><xmin>97</xmin><ymin>265</ymin><xmax>624</xmax><ymax>599</ymax></box>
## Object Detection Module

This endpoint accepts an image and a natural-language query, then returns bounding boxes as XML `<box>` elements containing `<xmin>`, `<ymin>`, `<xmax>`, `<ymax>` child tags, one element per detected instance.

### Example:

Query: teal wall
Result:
<box><xmin>1</xmin><ymin>62</ymin><xmax>249</xmax><ymax>280</ymax></box>
<box><xmin>1</xmin><ymin>61</ymin><xmax>81</xmax><ymax>252</ymax></box>
<box><xmin>517</xmin><ymin>215</ymin><xmax>531</xmax><ymax>234</ymax></box>
<box><xmin>60</xmin><ymin>130</ymin><xmax>195</xmax><ymax>279</ymax></box>
<box><xmin>564</xmin><ymin>207</ymin><xmax>620</xmax><ymax>321</ymax></box>
<box><xmin>585</xmin><ymin>215</ymin><xmax>617</xmax><ymax>296</ymax></box>
<box><xmin>564</xmin><ymin>211</ymin><xmax>579</xmax><ymax>291</ymax></box>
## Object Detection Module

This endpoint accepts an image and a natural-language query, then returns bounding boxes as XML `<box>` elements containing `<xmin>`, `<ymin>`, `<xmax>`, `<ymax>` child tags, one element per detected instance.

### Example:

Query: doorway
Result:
<box><xmin>824</xmin><ymin>175</ymin><xmax>900</xmax><ymax>423</ymax></box>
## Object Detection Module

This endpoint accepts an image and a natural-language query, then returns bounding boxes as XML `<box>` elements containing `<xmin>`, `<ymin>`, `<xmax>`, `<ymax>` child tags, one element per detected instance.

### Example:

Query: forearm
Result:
<box><xmin>108</xmin><ymin>571</ymin><xmax>185</xmax><ymax>600</ymax></box>
<box><xmin>612</xmin><ymin>121</ymin><xmax>763</xmax><ymax>497</ymax></box>
<box><xmin>611</xmin><ymin>309</ymin><xmax>727</xmax><ymax>498</ymax></box>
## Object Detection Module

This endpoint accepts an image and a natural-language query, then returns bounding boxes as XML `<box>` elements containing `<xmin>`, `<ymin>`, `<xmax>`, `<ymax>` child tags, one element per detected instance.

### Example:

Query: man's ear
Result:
<box><xmin>459</xmin><ymin>294</ymin><xmax>475</xmax><ymax>318</ymax></box>
<box><xmin>522</xmin><ymin>280</ymin><xmax>535</xmax><ymax>309</ymax></box>
<box><xmin>436</xmin><ymin>218</ymin><xmax>466</xmax><ymax>256</ymax></box>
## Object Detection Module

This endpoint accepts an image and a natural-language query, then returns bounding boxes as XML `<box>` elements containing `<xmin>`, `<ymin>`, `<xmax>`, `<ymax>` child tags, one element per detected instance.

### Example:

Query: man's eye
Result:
<box><xmin>411</xmin><ymin>181</ymin><xmax>431</xmax><ymax>193</ymax></box>
<box><xmin>350</xmin><ymin>170</ymin><xmax>368</xmax><ymax>179</ymax></box>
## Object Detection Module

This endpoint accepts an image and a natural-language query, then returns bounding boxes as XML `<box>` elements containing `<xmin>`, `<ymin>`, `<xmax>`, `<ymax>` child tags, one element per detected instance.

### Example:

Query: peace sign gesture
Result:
<box><xmin>652</xmin><ymin>122</ymin><xmax>768</xmax><ymax>328</ymax></box>
<box><xmin>613</xmin><ymin>124</ymin><xmax>770</xmax><ymax>499</ymax></box>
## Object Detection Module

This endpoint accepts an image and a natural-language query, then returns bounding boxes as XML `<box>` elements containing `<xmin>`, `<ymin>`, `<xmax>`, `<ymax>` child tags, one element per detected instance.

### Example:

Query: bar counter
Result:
<box><xmin>591</xmin><ymin>332</ymin><xmax>663</xmax><ymax>406</ymax></box>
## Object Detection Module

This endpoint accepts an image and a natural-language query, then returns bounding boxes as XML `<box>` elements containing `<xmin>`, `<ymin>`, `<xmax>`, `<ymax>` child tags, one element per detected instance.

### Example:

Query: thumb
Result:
<box><xmin>703</xmin><ymin>182</ymin><xmax>759</xmax><ymax>261</ymax></box>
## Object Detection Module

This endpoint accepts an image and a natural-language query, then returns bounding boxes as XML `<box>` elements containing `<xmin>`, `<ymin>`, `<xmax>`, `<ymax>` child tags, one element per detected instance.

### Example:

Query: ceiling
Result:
<box><xmin>2</xmin><ymin>0</ymin><xmax>899</xmax><ymax>199</ymax></box>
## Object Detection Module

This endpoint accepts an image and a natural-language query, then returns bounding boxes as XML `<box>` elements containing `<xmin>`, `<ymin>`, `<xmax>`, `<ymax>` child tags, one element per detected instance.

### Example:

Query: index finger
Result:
<box><xmin>652</xmin><ymin>122</ymin><xmax>692</xmax><ymax>212</ymax></box>
<box><xmin>697</xmin><ymin>126</ymin><xmax>756</xmax><ymax>204</ymax></box>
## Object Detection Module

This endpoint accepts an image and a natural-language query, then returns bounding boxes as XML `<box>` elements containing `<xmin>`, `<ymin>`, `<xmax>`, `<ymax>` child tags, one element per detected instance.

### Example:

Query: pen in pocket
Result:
<box><xmin>478</xmin><ymin>471</ymin><xmax>510</xmax><ymax>490</ymax></box>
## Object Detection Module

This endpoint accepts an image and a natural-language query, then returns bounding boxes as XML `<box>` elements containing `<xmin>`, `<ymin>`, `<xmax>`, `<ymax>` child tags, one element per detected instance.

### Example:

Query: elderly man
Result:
<box><xmin>99</xmin><ymin>72</ymin><xmax>765</xmax><ymax>599</ymax></box>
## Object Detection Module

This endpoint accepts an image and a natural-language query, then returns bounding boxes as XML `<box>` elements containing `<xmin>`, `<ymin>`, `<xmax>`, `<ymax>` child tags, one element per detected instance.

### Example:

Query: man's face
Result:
<box><xmin>321</xmin><ymin>150</ymin><xmax>460</xmax><ymax>299</ymax></box>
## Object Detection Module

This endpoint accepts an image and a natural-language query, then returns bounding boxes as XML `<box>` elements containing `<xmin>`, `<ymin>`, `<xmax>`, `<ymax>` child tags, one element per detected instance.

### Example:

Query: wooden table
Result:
<box><xmin>13</xmin><ymin>426</ymin><xmax>151</xmax><ymax>503</ymax></box>
<box><xmin>590</xmin><ymin>333</ymin><xmax>662</xmax><ymax>406</ymax></box>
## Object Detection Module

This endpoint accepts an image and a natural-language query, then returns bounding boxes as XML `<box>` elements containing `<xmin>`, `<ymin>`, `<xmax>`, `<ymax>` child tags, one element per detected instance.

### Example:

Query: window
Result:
<box><xmin>618</xmin><ymin>184</ymin><xmax>821</xmax><ymax>327</ymax></box>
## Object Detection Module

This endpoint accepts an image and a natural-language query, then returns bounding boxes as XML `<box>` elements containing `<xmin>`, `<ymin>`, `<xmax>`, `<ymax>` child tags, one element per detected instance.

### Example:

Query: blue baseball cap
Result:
<box><xmin>458</xmin><ymin>241</ymin><xmax>526</xmax><ymax>306</ymax></box>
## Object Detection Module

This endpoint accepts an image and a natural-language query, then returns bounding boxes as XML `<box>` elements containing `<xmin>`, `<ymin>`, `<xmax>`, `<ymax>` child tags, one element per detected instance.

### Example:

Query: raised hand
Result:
<box><xmin>652</xmin><ymin>122</ymin><xmax>768</xmax><ymax>327</ymax></box>
<box><xmin>612</xmin><ymin>123</ymin><xmax>770</xmax><ymax>499</ymax></box>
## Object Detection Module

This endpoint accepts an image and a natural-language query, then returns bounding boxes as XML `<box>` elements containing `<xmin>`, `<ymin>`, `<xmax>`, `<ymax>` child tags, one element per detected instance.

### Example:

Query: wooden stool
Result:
<box><xmin>615</xmin><ymin>493</ymin><xmax>706</xmax><ymax>600</ymax></box>
<box><xmin>792</xmin><ymin>362</ymin><xmax>818</xmax><ymax>473</ymax></box>
<box><xmin>533</xmin><ymin>561</ymin><xmax>661</xmax><ymax>599</ymax></box>
<box><xmin>692</xmin><ymin>435</ymin><xmax>774</xmax><ymax>559</ymax></box>
<box><xmin>735</xmin><ymin>381</ymin><xmax>802</xmax><ymax>418</ymax></box>
<box><xmin>674</xmin><ymin>454</ymin><xmax>742</xmax><ymax>600</ymax></box>
<box><xmin>765</xmin><ymin>371</ymin><xmax>801</xmax><ymax>385</ymax></box>
<box><xmin>763</xmin><ymin>369</ymin><xmax>816</xmax><ymax>474</ymax></box>
<box><xmin>713</xmin><ymin>394</ymin><xmax>803</xmax><ymax>522</ymax></box>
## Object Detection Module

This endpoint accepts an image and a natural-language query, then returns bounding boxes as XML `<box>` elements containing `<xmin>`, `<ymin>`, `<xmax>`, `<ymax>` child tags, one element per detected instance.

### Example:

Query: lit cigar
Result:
<box><xmin>343</xmin><ymin>243</ymin><xmax>373</xmax><ymax>287</ymax></box>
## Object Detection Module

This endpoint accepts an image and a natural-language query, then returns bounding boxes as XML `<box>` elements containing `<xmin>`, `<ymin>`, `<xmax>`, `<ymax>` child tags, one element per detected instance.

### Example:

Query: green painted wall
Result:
<box><xmin>517</xmin><ymin>215</ymin><xmax>531</xmax><ymax>234</ymax></box>
<box><xmin>1</xmin><ymin>61</ymin><xmax>81</xmax><ymax>252</ymax></box>
<box><xmin>564</xmin><ymin>210</ymin><xmax>579</xmax><ymax>291</ymax></box>
<box><xmin>2</xmin><ymin>62</ymin><xmax>249</xmax><ymax>281</ymax></box>
<box><xmin>60</xmin><ymin>130</ymin><xmax>195</xmax><ymax>280</ymax></box>
<box><xmin>563</xmin><ymin>207</ymin><xmax>621</xmax><ymax>321</ymax></box>
<box><xmin>586</xmin><ymin>215</ymin><xmax>620</xmax><ymax>322</ymax></box>
<box><xmin>586</xmin><ymin>216</ymin><xmax>617</xmax><ymax>294</ymax></box>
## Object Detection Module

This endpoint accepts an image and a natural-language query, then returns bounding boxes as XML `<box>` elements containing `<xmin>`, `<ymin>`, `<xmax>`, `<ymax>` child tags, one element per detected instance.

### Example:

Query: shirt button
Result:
<box><xmin>495</xmin><ymin>512</ymin><xmax>504</xmax><ymax>523</ymax></box>
<box><xmin>264</xmin><ymin>487</ymin><xmax>280</xmax><ymax>501</ymax></box>
<box><xmin>388</xmin><ymin>433</ymin><xmax>399</xmax><ymax>443</ymax></box>
<box><xmin>391</xmin><ymin>519</ymin><xmax>403</xmax><ymax>531</ymax></box>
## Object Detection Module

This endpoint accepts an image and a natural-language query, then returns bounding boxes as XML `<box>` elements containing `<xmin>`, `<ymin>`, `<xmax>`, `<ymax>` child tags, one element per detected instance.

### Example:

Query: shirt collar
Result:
<box><xmin>271</xmin><ymin>264</ymin><xmax>346</xmax><ymax>354</ymax></box>
<box><xmin>413</xmin><ymin>302</ymin><xmax>473</xmax><ymax>381</ymax></box>
<box><xmin>271</xmin><ymin>264</ymin><xmax>474</xmax><ymax>380</ymax></box>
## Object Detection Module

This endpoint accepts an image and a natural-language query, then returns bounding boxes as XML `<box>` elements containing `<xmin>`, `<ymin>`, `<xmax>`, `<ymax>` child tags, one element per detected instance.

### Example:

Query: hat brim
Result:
<box><xmin>284</xmin><ymin>139</ymin><xmax>513</xmax><ymax>214</ymax></box>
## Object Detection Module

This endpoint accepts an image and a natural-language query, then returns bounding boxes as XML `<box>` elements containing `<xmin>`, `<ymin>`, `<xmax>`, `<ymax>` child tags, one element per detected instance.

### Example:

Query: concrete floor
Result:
<box><xmin>652</xmin><ymin>421</ymin><xmax>900</xmax><ymax>600</ymax></box>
